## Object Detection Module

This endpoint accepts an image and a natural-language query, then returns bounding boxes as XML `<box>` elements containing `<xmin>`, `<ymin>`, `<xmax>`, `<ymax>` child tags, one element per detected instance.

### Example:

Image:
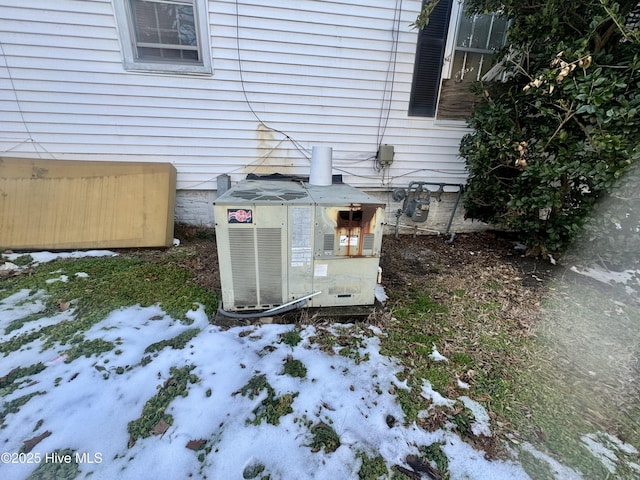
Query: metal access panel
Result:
<box><xmin>214</xmin><ymin>179</ymin><xmax>384</xmax><ymax>311</ymax></box>
<box><xmin>308</xmin><ymin>183</ymin><xmax>385</xmax><ymax>307</ymax></box>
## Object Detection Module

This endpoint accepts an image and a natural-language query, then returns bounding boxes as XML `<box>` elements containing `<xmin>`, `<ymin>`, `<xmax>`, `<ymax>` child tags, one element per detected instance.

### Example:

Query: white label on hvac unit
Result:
<box><xmin>339</xmin><ymin>235</ymin><xmax>359</xmax><ymax>247</ymax></box>
<box><xmin>291</xmin><ymin>207</ymin><xmax>312</xmax><ymax>267</ymax></box>
<box><xmin>314</xmin><ymin>263</ymin><xmax>328</xmax><ymax>277</ymax></box>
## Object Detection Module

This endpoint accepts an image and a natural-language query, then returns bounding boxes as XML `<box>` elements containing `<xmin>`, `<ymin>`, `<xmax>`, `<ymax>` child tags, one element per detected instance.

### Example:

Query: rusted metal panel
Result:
<box><xmin>331</xmin><ymin>204</ymin><xmax>383</xmax><ymax>257</ymax></box>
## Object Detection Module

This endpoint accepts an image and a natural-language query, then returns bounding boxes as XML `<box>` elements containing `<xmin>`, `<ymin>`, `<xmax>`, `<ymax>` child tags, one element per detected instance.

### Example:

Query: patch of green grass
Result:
<box><xmin>419</xmin><ymin>443</ymin><xmax>449</xmax><ymax>480</ymax></box>
<box><xmin>237</xmin><ymin>374</ymin><xmax>297</xmax><ymax>426</ymax></box>
<box><xmin>480</xmin><ymin>301</ymin><xmax>501</xmax><ymax>313</ymax></box>
<box><xmin>309</xmin><ymin>421</ymin><xmax>340</xmax><ymax>453</ymax></box>
<box><xmin>338</xmin><ymin>346</ymin><xmax>370</xmax><ymax>364</ymax></box>
<box><xmin>450</xmin><ymin>405</ymin><xmax>475</xmax><ymax>437</ymax></box>
<box><xmin>144</xmin><ymin>328</ymin><xmax>201</xmax><ymax>354</ymax></box>
<box><xmin>282</xmin><ymin>357</ymin><xmax>307</xmax><ymax>379</ymax></box>
<box><xmin>392</xmin><ymin>289</ymin><xmax>449</xmax><ymax>322</ymax></box>
<box><xmin>412</xmin><ymin>292</ymin><xmax>449</xmax><ymax>314</ymax></box>
<box><xmin>473</xmin><ymin>370</ymin><xmax>513</xmax><ymax>407</ymax></box>
<box><xmin>382</xmin><ymin>326</ymin><xmax>438</xmax><ymax>357</ymax></box>
<box><xmin>5</xmin><ymin>309</ymin><xmax>56</xmax><ymax>335</ymax></box>
<box><xmin>484</xmin><ymin>279</ymin><xmax>502</xmax><ymax>290</ymax></box>
<box><xmin>254</xmin><ymin>392</ymin><xmax>297</xmax><ymax>426</ymax></box>
<box><xmin>0</xmin><ymin>330</ymin><xmax>42</xmax><ymax>356</ymax></box>
<box><xmin>196</xmin><ymin>443</ymin><xmax>213</xmax><ymax>463</ymax></box>
<box><xmin>0</xmin><ymin>363</ymin><xmax>46</xmax><ymax>397</ymax></box>
<box><xmin>63</xmin><ymin>339</ymin><xmax>114</xmax><ymax>362</ymax></box>
<box><xmin>127</xmin><ymin>365</ymin><xmax>198</xmax><ymax>445</ymax></box>
<box><xmin>0</xmin><ymin>256</ymin><xmax>217</xmax><ymax>356</ymax></box>
<box><xmin>518</xmin><ymin>449</ymin><xmax>556</xmax><ymax>480</ymax></box>
<box><xmin>237</xmin><ymin>374</ymin><xmax>271</xmax><ymax>400</ymax></box>
<box><xmin>309</xmin><ymin>328</ymin><xmax>338</xmax><ymax>353</ymax></box>
<box><xmin>394</xmin><ymin>387</ymin><xmax>427</xmax><ymax>424</ymax></box>
<box><xmin>12</xmin><ymin>254</ymin><xmax>34</xmax><ymax>267</ymax></box>
<box><xmin>280</xmin><ymin>328</ymin><xmax>302</xmax><ymax>347</ymax></box>
<box><xmin>27</xmin><ymin>448</ymin><xmax>79</xmax><ymax>480</ymax></box>
<box><xmin>242</xmin><ymin>462</ymin><xmax>268</xmax><ymax>479</ymax></box>
<box><xmin>357</xmin><ymin>451</ymin><xmax>388</xmax><ymax>479</ymax></box>
<box><xmin>1</xmin><ymin>391</ymin><xmax>46</xmax><ymax>428</ymax></box>
<box><xmin>451</xmin><ymin>351</ymin><xmax>473</xmax><ymax>366</ymax></box>
<box><xmin>33</xmin><ymin>419</ymin><xmax>44</xmax><ymax>432</ymax></box>
<box><xmin>422</xmin><ymin>364</ymin><xmax>453</xmax><ymax>393</ymax></box>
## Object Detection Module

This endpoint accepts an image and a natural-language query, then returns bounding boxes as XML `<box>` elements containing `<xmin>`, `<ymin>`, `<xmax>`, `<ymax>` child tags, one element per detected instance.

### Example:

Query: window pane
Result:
<box><xmin>456</xmin><ymin>13</ymin><xmax>474</xmax><ymax>48</ymax></box>
<box><xmin>452</xmin><ymin>7</ymin><xmax>509</xmax><ymax>82</ymax></box>
<box><xmin>451</xmin><ymin>51</ymin><xmax>488</xmax><ymax>82</ymax></box>
<box><xmin>488</xmin><ymin>16</ymin><xmax>509</xmax><ymax>50</ymax></box>
<box><xmin>138</xmin><ymin>46</ymin><xmax>199</xmax><ymax>62</ymax></box>
<box><xmin>176</xmin><ymin>6</ymin><xmax>197</xmax><ymax>46</ymax></box>
<box><xmin>456</xmin><ymin>9</ymin><xmax>508</xmax><ymax>52</ymax></box>
<box><xmin>469</xmin><ymin>14</ymin><xmax>491</xmax><ymax>49</ymax></box>
<box><xmin>131</xmin><ymin>1</ymin><xmax>196</xmax><ymax>48</ymax></box>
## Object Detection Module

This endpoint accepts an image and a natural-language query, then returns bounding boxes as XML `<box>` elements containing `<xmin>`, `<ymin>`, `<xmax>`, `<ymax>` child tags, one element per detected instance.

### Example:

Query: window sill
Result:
<box><xmin>123</xmin><ymin>61</ymin><xmax>213</xmax><ymax>76</ymax></box>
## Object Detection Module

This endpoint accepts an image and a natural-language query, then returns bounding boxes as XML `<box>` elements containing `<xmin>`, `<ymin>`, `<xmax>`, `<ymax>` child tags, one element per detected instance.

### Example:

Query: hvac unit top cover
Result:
<box><xmin>214</xmin><ymin>180</ymin><xmax>385</xmax><ymax>311</ymax></box>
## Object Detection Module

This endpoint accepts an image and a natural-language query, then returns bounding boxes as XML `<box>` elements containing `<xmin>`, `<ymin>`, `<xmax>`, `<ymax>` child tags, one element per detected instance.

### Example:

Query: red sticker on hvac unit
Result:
<box><xmin>227</xmin><ymin>209</ymin><xmax>253</xmax><ymax>223</ymax></box>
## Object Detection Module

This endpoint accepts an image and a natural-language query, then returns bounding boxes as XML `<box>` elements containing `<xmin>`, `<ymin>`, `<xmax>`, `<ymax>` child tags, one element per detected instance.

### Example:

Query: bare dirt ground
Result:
<box><xmin>175</xmin><ymin>226</ymin><xmax>559</xmax><ymax>298</ymax></box>
<box><xmin>169</xmin><ymin>226</ymin><xmax>598</xmax><ymax>352</ymax></box>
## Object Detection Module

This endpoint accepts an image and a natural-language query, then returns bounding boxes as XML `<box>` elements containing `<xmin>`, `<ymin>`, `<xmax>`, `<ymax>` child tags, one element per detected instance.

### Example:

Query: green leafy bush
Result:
<box><xmin>459</xmin><ymin>0</ymin><xmax>640</xmax><ymax>255</ymax></box>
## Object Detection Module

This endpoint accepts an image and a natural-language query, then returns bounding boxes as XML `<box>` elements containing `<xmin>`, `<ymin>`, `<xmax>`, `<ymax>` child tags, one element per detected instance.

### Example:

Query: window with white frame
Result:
<box><xmin>113</xmin><ymin>0</ymin><xmax>212</xmax><ymax>74</ymax></box>
<box><xmin>445</xmin><ymin>3</ymin><xmax>509</xmax><ymax>83</ymax></box>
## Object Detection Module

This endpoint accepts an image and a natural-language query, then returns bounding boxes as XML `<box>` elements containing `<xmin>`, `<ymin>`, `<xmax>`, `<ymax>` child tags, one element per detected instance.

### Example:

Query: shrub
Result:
<box><xmin>459</xmin><ymin>0</ymin><xmax>640</xmax><ymax>256</ymax></box>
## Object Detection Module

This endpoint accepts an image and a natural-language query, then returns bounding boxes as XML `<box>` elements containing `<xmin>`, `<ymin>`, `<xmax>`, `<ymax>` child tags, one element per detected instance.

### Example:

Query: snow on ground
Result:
<box><xmin>428</xmin><ymin>344</ymin><xmax>449</xmax><ymax>363</ymax></box>
<box><xmin>0</xmin><ymin>298</ymin><xmax>535</xmax><ymax>479</ymax></box>
<box><xmin>2</xmin><ymin>250</ymin><xmax>116</xmax><ymax>265</ymax></box>
<box><xmin>580</xmin><ymin>433</ymin><xmax>640</xmax><ymax>475</ymax></box>
<box><xmin>570</xmin><ymin>265</ymin><xmax>640</xmax><ymax>297</ymax></box>
<box><xmin>0</xmin><ymin>250</ymin><xmax>623</xmax><ymax>479</ymax></box>
<box><xmin>0</xmin><ymin>304</ymin><xmax>531</xmax><ymax>479</ymax></box>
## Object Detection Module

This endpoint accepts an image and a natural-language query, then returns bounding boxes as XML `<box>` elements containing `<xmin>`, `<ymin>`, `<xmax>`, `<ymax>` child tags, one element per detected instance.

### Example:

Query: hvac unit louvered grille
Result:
<box><xmin>363</xmin><ymin>233</ymin><xmax>375</xmax><ymax>251</ymax></box>
<box><xmin>257</xmin><ymin>228</ymin><xmax>282</xmax><ymax>304</ymax></box>
<box><xmin>228</xmin><ymin>228</ymin><xmax>283</xmax><ymax>307</ymax></box>
<box><xmin>228</xmin><ymin>229</ymin><xmax>257</xmax><ymax>305</ymax></box>
<box><xmin>323</xmin><ymin>234</ymin><xmax>334</xmax><ymax>254</ymax></box>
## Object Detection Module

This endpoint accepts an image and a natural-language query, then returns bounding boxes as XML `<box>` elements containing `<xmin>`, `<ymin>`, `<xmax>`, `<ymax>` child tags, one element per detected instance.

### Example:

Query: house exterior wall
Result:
<box><xmin>0</xmin><ymin>0</ymin><xmax>483</xmax><ymax>232</ymax></box>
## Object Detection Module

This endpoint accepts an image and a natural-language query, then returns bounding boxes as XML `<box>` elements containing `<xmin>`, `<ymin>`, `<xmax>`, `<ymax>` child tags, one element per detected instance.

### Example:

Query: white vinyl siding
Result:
<box><xmin>0</xmin><ymin>0</ymin><xmax>469</xmax><ymax>193</ymax></box>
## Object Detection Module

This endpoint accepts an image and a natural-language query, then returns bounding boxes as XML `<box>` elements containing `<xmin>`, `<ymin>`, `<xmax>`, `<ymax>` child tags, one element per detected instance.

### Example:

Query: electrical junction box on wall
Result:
<box><xmin>377</xmin><ymin>144</ymin><xmax>395</xmax><ymax>166</ymax></box>
<box><xmin>214</xmin><ymin>179</ymin><xmax>385</xmax><ymax>311</ymax></box>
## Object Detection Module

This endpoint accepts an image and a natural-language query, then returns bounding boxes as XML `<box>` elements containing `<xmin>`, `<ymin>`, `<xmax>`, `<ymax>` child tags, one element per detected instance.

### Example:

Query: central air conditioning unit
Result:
<box><xmin>214</xmin><ymin>179</ymin><xmax>385</xmax><ymax>312</ymax></box>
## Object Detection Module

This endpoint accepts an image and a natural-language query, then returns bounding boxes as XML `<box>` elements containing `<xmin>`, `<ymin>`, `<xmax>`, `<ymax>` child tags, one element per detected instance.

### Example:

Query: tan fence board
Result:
<box><xmin>0</xmin><ymin>158</ymin><xmax>176</xmax><ymax>249</ymax></box>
